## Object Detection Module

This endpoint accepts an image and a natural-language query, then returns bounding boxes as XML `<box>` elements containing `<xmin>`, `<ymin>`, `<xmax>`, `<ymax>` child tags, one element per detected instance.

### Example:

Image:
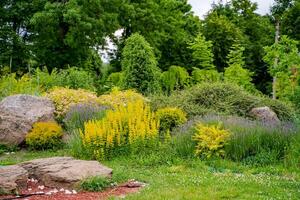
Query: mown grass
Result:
<box><xmin>1</xmin><ymin>150</ymin><xmax>299</xmax><ymax>200</ymax></box>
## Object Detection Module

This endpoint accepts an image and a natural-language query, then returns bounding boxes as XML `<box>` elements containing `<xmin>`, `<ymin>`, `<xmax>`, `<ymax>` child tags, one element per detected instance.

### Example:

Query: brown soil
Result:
<box><xmin>0</xmin><ymin>179</ymin><xmax>144</xmax><ymax>200</ymax></box>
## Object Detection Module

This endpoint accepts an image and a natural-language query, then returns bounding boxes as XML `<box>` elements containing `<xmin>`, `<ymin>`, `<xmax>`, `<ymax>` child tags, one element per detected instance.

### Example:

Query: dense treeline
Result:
<box><xmin>0</xmin><ymin>0</ymin><xmax>299</xmax><ymax>101</ymax></box>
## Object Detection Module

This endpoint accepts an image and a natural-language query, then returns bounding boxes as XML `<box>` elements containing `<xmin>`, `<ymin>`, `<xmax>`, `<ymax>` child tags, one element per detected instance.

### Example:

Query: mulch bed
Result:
<box><xmin>0</xmin><ymin>179</ymin><xmax>145</xmax><ymax>200</ymax></box>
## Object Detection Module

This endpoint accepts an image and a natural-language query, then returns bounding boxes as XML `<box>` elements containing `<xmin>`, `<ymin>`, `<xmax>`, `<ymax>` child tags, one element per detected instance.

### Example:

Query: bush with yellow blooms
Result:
<box><xmin>26</xmin><ymin>122</ymin><xmax>63</xmax><ymax>150</ymax></box>
<box><xmin>193</xmin><ymin>123</ymin><xmax>231</xmax><ymax>158</ymax></box>
<box><xmin>97</xmin><ymin>88</ymin><xmax>147</xmax><ymax>108</ymax></box>
<box><xmin>45</xmin><ymin>87</ymin><xmax>98</xmax><ymax>119</ymax></box>
<box><xmin>80</xmin><ymin>99</ymin><xmax>159</xmax><ymax>160</ymax></box>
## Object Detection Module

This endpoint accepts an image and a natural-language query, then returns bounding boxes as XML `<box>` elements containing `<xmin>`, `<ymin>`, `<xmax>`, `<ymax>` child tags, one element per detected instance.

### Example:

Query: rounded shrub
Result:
<box><xmin>150</xmin><ymin>82</ymin><xmax>296</xmax><ymax>121</ymax></box>
<box><xmin>98</xmin><ymin>89</ymin><xmax>147</xmax><ymax>108</ymax></box>
<box><xmin>156</xmin><ymin>107</ymin><xmax>187</xmax><ymax>132</ymax></box>
<box><xmin>45</xmin><ymin>87</ymin><xmax>98</xmax><ymax>119</ymax></box>
<box><xmin>193</xmin><ymin>123</ymin><xmax>231</xmax><ymax>159</ymax></box>
<box><xmin>26</xmin><ymin>122</ymin><xmax>63</xmax><ymax>150</ymax></box>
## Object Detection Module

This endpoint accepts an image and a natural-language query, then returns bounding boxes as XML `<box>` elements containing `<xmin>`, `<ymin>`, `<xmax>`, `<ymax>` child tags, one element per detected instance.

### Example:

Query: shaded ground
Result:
<box><xmin>0</xmin><ymin>180</ymin><xmax>144</xmax><ymax>200</ymax></box>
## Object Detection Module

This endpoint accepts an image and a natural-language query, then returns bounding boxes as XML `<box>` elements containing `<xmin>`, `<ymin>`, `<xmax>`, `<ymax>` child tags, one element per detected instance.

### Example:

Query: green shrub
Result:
<box><xmin>60</xmin><ymin>67</ymin><xmax>96</xmax><ymax>91</ymax></box>
<box><xmin>192</xmin><ymin>68</ymin><xmax>220</xmax><ymax>84</ymax></box>
<box><xmin>150</xmin><ymin>82</ymin><xmax>295</xmax><ymax>121</ymax></box>
<box><xmin>80</xmin><ymin>176</ymin><xmax>111</xmax><ymax>192</ymax></box>
<box><xmin>161</xmin><ymin>66</ymin><xmax>190</xmax><ymax>94</ymax></box>
<box><xmin>106</xmin><ymin>72</ymin><xmax>123</xmax><ymax>88</ymax></box>
<box><xmin>34</xmin><ymin>67</ymin><xmax>96</xmax><ymax>92</ymax></box>
<box><xmin>156</xmin><ymin>107</ymin><xmax>187</xmax><ymax>132</ymax></box>
<box><xmin>25</xmin><ymin>122</ymin><xmax>64</xmax><ymax>150</ymax></box>
<box><xmin>0</xmin><ymin>73</ymin><xmax>41</xmax><ymax>100</ymax></box>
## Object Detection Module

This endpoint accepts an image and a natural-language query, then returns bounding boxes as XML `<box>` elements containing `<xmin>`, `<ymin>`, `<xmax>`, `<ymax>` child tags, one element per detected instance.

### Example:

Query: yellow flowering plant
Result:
<box><xmin>45</xmin><ymin>87</ymin><xmax>98</xmax><ymax>119</ymax></box>
<box><xmin>26</xmin><ymin>122</ymin><xmax>63</xmax><ymax>150</ymax></box>
<box><xmin>97</xmin><ymin>88</ymin><xmax>147</xmax><ymax>108</ymax></box>
<box><xmin>80</xmin><ymin>99</ymin><xmax>159</xmax><ymax>160</ymax></box>
<box><xmin>193</xmin><ymin>123</ymin><xmax>231</xmax><ymax>158</ymax></box>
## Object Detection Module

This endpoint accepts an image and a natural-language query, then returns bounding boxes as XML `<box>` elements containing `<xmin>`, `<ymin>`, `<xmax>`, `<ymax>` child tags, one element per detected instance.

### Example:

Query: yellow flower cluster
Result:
<box><xmin>25</xmin><ymin>122</ymin><xmax>63</xmax><ymax>150</ymax></box>
<box><xmin>45</xmin><ymin>87</ymin><xmax>98</xmax><ymax>119</ymax></box>
<box><xmin>80</xmin><ymin>99</ymin><xmax>159</xmax><ymax>160</ymax></box>
<box><xmin>193</xmin><ymin>123</ymin><xmax>231</xmax><ymax>158</ymax></box>
<box><xmin>97</xmin><ymin>88</ymin><xmax>147</xmax><ymax>108</ymax></box>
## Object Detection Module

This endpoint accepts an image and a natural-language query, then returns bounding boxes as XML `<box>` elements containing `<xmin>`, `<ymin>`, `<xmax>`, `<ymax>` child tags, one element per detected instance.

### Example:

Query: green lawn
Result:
<box><xmin>1</xmin><ymin>150</ymin><xmax>299</xmax><ymax>200</ymax></box>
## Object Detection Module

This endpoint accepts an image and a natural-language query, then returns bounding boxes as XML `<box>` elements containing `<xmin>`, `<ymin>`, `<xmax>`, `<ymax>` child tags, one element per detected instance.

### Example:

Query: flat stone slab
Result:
<box><xmin>20</xmin><ymin>157</ymin><xmax>113</xmax><ymax>189</ymax></box>
<box><xmin>0</xmin><ymin>157</ymin><xmax>113</xmax><ymax>193</ymax></box>
<box><xmin>0</xmin><ymin>165</ymin><xmax>28</xmax><ymax>194</ymax></box>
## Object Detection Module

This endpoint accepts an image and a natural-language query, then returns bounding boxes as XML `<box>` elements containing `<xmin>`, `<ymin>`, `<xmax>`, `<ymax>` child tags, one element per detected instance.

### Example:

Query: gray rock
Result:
<box><xmin>20</xmin><ymin>157</ymin><xmax>113</xmax><ymax>189</ymax></box>
<box><xmin>250</xmin><ymin>106</ymin><xmax>280</xmax><ymax>124</ymax></box>
<box><xmin>0</xmin><ymin>94</ymin><xmax>55</xmax><ymax>146</ymax></box>
<box><xmin>0</xmin><ymin>165</ymin><xmax>28</xmax><ymax>194</ymax></box>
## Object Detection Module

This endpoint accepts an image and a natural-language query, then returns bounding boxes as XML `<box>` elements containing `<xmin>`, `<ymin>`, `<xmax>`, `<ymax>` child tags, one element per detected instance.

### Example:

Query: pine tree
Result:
<box><xmin>121</xmin><ymin>33</ymin><xmax>161</xmax><ymax>94</ymax></box>
<box><xmin>189</xmin><ymin>33</ymin><xmax>215</xmax><ymax>70</ymax></box>
<box><xmin>224</xmin><ymin>43</ymin><xmax>256</xmax><ymax>92</ymax></box>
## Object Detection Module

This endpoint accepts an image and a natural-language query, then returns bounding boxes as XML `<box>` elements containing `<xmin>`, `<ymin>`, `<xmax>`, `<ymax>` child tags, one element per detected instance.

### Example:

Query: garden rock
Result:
<box><xmin>19</xmin><ymin>157</ymin><xmax>113</xmax><ymax>189</ymax></box>
<box><xmin>0</xmin><ymin>165</ymin><xmax>28</xmax><ymax>194</ymax></box>
<box><xmin>0</xmin><ymin>94</ymin><xmax>55</xmax><ymax>146</ymax></box>
<box><xmin>250</xmin><ymin>106</ymin><xmax>280</xmax><ymax>124</ymax></box>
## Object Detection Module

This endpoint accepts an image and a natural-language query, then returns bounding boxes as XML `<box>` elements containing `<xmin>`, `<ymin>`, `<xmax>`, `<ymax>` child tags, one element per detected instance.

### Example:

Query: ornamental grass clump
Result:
<box><xmin>193</xmin><ymin>123</ymin><xmax>231</xmax><ymax>159</ymax></box>
<box><xmin>80</xmin><ymin>99</ymin><xmax>159</xmax><ymax>160</ymax></box>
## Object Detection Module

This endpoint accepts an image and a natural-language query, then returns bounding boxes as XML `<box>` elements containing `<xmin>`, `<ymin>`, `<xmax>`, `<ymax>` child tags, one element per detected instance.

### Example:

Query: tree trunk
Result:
<box><xmin>273</xmin><ymin>20</ymin><xmax>280</xmax><ymax>100</ymax></box>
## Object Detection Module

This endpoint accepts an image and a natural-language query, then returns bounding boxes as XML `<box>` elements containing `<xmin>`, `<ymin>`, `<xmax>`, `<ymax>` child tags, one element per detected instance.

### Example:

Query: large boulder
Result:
<box><xmin>20</xmin><ymin>157</ymin><xmax>113</xmax><ymax>189</ymax></box>
<box><xmin>250</xmin><ymin>106</ymin><xmax>280</xmax><ymax>124</ymax></box>
<box><xmin>0</xmin><ymin>95</ymin><xmax>55</xmax><ymax>146</ymax></box>
<box><xmin>0</xmin><ymin>165</ymin><xmax>28</xmax><ymax>194</ymax></box>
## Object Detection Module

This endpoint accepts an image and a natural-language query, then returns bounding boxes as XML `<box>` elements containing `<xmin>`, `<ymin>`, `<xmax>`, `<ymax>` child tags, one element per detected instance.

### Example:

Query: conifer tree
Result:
<box><xmin>224</xmin><ymin>43</ymin><xmax>256</xmax><ymax>92</ymax></box>
<box><xmin>121</xmin><ymin>33</ymin><xmax>161</xmax><ymax>94</ymax></box>
<box><xmin>189</xmin><ymin>33</ymin><xmax>215</xmax><ymax>70</ymax></box>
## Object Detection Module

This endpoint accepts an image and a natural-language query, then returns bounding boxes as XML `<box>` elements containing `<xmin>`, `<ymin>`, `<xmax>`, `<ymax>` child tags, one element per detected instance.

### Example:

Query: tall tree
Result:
<box><xmin>0</xmin><ymin>0</ymin><xmax>45</xmax><ymax>73</ymax></box>
<box><xmin>270</xmin><ymin>0</ymin><xmax>294</xmax><ymax>98</ymax></box>
<box><xmin>203</xmin><ymin>13</ymin><xmax>244</xmax><ymax>71</ymax></box>
<box><xmin>30</xmin><ymin>0</ymin><xmax>119</xmax><ymax>71</ymax></box>
<box><xmin>224</xmin><ymin>43</ymin><xmax>256</xmax><ymax>92</ymax></box>
<box><xmin>111</xmin><ymin>0</ymin><xmax>201</xmax><ymax>71</ymax></box>
<box><xmin>189</xmin><ymin>33</ymin><xmax>215</xmax><ymax>70</ymax></box>
<box><xmin>281</xmin><ymin>0</ymin><xmax>300</xmax><ymax>48</ymax></box>
<box><xmin>207</xmin><ymin>0</ymin><xmax>275</xmax><ymax>94</ymax></box>
<box><xmin>263</xmin><ymin>35</ymin><xmax>300</xmax><ymax>100</ymax></box>
<box><xmin>121</xmin><ymin>33</ymin><xmax>161</xmax><ymax>94</ymax></box>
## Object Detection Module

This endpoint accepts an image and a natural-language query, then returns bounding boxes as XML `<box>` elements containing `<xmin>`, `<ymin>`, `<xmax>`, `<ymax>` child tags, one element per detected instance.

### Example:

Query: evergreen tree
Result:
<box><xmin>224</xmin><ymin>43</ymin><xmax>256</xmax><ymax>92</ymax></box>
<box><xmin>121</xmin><ymin>33</ymin><xmax>161</xmax><ymax>94</ymax></box>
<box><xmin>263</xmin><ymin>35</ymin><xmax>300</xmax><ymax>100</ymax></box>
<box><xmin>189</xmin><ymin>33</ymin><xmax>215</xmax><ymax>70</ymax></box>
